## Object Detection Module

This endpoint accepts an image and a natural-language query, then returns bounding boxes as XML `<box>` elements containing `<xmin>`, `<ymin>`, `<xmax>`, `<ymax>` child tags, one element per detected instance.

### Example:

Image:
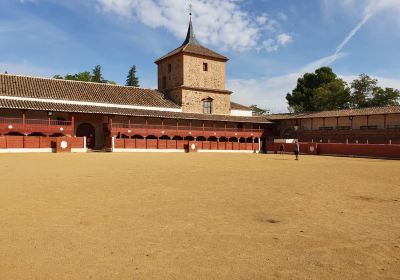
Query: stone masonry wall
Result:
<box><xmin>183</xmin><ymin>55</ymin><xmax>225</xmax><ymax>89</ymax></box>
<box><xmin>181</xmin><ymin>89</ymin><xmax>231</xmax><ymax>115</ymax></box>
<box><xmin>157</xmin><ymin>55</ymin><xmax>184</xmax><ymax>90</ymax></box>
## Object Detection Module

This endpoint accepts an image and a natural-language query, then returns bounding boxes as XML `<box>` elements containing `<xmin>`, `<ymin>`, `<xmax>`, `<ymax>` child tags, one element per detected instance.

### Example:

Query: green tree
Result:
<box><xmin>313</xmin><ymin>79</ymin><xmax>351</xmax><ymax>111</ymax></box>
<box><xmin>350</xmin><ymin>74</ymin><xmax>378</xmax><ymax>108</ymax></box>
<box><xmin>286</xmin><ymin>67</ymin><xmax>350</xmax><ymax>112</ymax></box>
<box><xmin>249</xmin><ymin>105</ymin><xmax>269</xmax><ymax>116</ymax></box>
<box><xmin>75</xmin><ymin>71</ymin><xmax>92</xmax><ymax>82</ymax></box>
<box><xmin>126</xmin><ymin>65</ymin><xmax>140</xmax><ymax>87</ymax></box>
<box><xmin>91</xmin><ymin>65</ymin><xmax>103</xmax><ymax>83</ymax></box>
<box><xmin>350</xmin><ymin>74</ymin><xmax>400</xmax><ymax>107</ymax></box>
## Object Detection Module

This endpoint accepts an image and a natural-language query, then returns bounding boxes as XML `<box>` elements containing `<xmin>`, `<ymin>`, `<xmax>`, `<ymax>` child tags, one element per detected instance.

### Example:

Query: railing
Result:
<box><xmin>111</xmin><ymin>123</ymin><xmax>262</xmax><ymax>133</ymax></box>
<box><xmin>299</xmin><ymin>125</ymin><xmax>400</xmax><ymax>131</ymax></box>
<box><xmin>0</xmin><ymin>117</ymin><xmax>73</xmax><ymax>135</ymax></box>
<box><xmin>0</xmin><ymin>117</ymin><xmax>72</xmax><ymax>126</ymax></box>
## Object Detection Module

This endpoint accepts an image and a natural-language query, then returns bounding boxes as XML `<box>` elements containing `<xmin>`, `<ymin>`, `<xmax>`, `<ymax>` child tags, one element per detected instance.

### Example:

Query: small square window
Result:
<box><xmin>203</xmin><ymin>63</ymin><xmax>208</xmax><ymax>71</ymax></box>
<box><xmin>168</xmin><ymin>64</ymin><xmax>172</xmax><ymax>73</ymax></box>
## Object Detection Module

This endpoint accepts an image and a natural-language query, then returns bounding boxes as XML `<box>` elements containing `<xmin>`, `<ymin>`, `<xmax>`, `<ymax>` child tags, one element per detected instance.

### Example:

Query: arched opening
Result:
<box><xmin>208</xmin><ymin>136</ymin><xmax>218</xmax><ymax>142</ymax></box>
<box><xmin>147</xmin><ymin>135</ymin><xmax>157</xmax><ymax>140</ymax></box>
<box><xmin>239</xmin><ymin>137</ymin><xmax>246</xmax><ymax>143</ymax></box>
<box><xmin>219</xmin><ymin>137</ymin><xmax>228</xmax><ymax>142</ymax></box>
<box><xmin>76</xmin><ymin>123</ymin><xmax>96</xmax><ymax>149</ymax></box>
<box><xmin>159</xmin><ymin>135</ymin><xmax>170</xmax><ymax>140</ymax></box>
<box><xmin>50</xmin><ymin>133</ymin><xmax>65</xmax><ymax>137</ymax></box>
<box><xmin>172</xmin><ymin>136</ymin><xmax>183</xmax><ymax>140</ymax></box>
<box><xmin>184</xmin><ymin>136</ymin><xmax>194</xmax><ymax>141</ymax></box>
<box><xmin>6</xmin><ymin>132</ymin><xmax>24</xmax><ymax>136</ymax></box>
<box><xmin>246</xmin><ymin>137</ymin><xmax>253</xmax><ymax>143</ymax></box>
<box><xmin>28</xmin><ymin>132</ymin><xmax>46</xmax><ymax>137</ymax></box>
<box><xmin>196</xmin><ymin>136</ymin><xmax>206</xmax><ymax>141</ymax></box>
<box><xmin>229</xmin><ymin>137</ymin><xmax>238</xmax><ymax>142</ymax></box>
<box><xmin>120</xmin><ymin>134</ymin><xmax>129</xmax><ymax>139</ymax></box>
<box><xmin>132</xmin><ymin>135</ymin><xmax>144</xmax><ymax>139</ymax></box>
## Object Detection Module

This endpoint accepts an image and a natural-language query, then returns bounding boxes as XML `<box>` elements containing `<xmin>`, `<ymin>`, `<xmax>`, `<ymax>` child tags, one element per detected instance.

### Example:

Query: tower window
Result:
<box><xmin>162</xmin><ymin>76</ymin><xmax>167</xmax><ymax>89</ymax></box>
<box><xmin>168</xmin><ymin>64</ymin><xmax>172</xmax><ymax>73</ymax></box>
<box><xmin>203</xmin><ymin>63</ymin><xmax>208</xmax><ymax>71</ymax></box>
<box><xmin>203</xmin><ymin>99</ymin><xmax>212</xmax><ymax>114</ymax></box>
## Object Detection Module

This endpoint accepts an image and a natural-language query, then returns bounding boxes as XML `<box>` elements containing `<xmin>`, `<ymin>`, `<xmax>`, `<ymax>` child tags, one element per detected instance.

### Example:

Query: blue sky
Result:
<box><xmin>1</xmin><ymin>0</ymin><xmax>399</xmax><ymax>112</ymax></box>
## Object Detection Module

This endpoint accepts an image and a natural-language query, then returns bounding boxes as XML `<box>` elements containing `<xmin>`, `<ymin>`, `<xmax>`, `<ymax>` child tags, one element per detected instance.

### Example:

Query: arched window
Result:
<box><xmin>203</xmin><ymin>98</ymin><xmax>213</xmax><ymax>114</ymax></box>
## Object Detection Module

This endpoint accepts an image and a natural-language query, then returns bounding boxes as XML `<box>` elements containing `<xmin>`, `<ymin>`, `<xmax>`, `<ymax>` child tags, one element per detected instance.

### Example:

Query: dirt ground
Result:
<box><xmin>0</xmin><ymin>153</ymin><xmax>399</xmax><ymax>280</ymax></box>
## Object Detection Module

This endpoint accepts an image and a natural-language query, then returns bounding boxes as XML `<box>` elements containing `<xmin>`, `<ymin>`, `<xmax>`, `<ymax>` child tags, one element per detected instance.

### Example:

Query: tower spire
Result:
<box><xmin>182</xmin><ymin>3</ymin><xmax>199</xmax><ymax>46</ymax></box>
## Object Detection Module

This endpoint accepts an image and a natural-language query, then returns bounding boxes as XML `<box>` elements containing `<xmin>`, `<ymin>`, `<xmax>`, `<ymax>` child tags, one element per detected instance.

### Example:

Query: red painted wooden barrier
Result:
<box><xmin>268</xmin><ymin>142</ymin><xmax>400</xmax><ymax>159</ymax></box>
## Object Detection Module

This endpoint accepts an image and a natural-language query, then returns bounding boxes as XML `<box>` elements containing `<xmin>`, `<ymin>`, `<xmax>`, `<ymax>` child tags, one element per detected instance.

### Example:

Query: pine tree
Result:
<box><xmin>126</xmin><ymin>65</ymin><xmax>140</xmax><ymax>87</ymax></box>
<box><xmin>92</xmin><ymin>65</ymin><xmax>103</xmax><ymax>83</ymax></box>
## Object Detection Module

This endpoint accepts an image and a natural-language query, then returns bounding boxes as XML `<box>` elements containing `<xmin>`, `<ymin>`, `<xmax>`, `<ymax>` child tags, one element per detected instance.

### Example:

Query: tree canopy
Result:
<box><xmin>249</xmin><ymin>105</ymin><xmax>269</xmax><ymax>116</ymax></box>
<box><xmin>53</xmin><ymin>65</ymin><xmax>116</xmax><ymax>84</ymax></box>
<box><xmin>286</xmin><ymin>67</ymin><xmax>400</xmax><ymax>112</ymax></box>
<box><xmin>350</xmin><ymin>74</ymin><xmax>399</xmax><ymax>108</ymax></box>
<box><xmin>126</xmin><ymin>65</ymin><xmax>140</xmax><ymax>87</ymax></box>
<box><xmin>286</xmin><ymin>67</ymin><xmax>350</xmax><ymax>112</ymax></box>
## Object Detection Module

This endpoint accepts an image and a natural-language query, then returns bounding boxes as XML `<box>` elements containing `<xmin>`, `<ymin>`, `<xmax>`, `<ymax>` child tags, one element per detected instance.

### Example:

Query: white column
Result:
<box><xmin>112</xmin><ymin>136</ymin><xmax>115</xmax><ymax>152</ymax></box>
<box><xmin>83</xmin><ymin>136</ymin><xmax>87</xmax><ymax>149</ymax></box>
<box><xmin>258</xmin><ymin>138</ymin><xmax>261</xmax><ymax>153</ymax></box>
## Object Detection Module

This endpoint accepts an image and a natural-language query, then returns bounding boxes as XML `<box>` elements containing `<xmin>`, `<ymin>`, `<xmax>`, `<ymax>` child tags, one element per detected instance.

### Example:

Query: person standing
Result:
<box><xmin>279</xmin><ymin>144</ymin><xmax>285</xmax><ymax>155</ymax></box>
<box><xmin>294</xmin><ymin>140</ymin><xmax>300</xmax><ymax>160</ymax></box>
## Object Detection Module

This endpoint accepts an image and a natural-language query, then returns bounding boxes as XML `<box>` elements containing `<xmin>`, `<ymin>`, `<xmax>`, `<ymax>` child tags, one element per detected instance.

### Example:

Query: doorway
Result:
<box><xmin>76</xmin><ymin>123</ymin><xmax>96</xmax><ymax>149</ymax></box>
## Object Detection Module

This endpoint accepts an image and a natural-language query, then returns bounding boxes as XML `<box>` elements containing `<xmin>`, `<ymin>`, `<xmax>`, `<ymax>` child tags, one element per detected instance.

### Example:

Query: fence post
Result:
<box><xmin>83</xmin><ymin>136</ymin><xmax>87</xmax><ymax>149</ymax></box>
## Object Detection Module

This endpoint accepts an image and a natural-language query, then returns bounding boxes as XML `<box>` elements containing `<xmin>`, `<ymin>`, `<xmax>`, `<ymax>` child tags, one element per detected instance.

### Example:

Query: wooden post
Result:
<box><xmin>383</xmin><ymin>114</ymin><xmax>387</xmax><ymax>129</ymax></box>
<box><xmin>71</xmin><ymin>115</ymin><xmax>75</xmax><ymax>136</ymax></box>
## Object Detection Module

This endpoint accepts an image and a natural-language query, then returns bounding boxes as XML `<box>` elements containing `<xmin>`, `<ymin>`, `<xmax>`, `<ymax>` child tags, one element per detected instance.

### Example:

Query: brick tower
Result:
<box><xmin>155</xmin><ymin>16</ymin><xmax>231</xmax><ymax>115</ymax></box>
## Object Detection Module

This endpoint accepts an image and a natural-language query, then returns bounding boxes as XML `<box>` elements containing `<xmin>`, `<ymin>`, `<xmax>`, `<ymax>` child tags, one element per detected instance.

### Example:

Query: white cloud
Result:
<box><xmin>277</xmin><ymin>33</ymin><xmax>293</xmax><ymax>46</ymax></box>
<box><xmin>96</xmin><ymin>0</ymin><xmax>293</xmax><ymax>52</ymax></box>
<box><xmin>260</xmin><ymin>33</ymin><xmax>293</xmax><ymax>53</ymax></box>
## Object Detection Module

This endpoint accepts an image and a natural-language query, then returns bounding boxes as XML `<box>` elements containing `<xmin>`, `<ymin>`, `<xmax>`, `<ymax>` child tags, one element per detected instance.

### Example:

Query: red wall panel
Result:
<box><xmin>0</xmin><ymin>136</ymin><xmax>7</xmax><ymax>149</ymax></box>
<box><xmin>6</xmin><ymin>136</ymin><xmax>24</xmax><ymax>148</ymax></box>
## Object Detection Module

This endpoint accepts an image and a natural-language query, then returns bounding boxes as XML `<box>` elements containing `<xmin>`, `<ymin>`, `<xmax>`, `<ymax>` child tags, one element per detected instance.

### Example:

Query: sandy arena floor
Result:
<box><xmin>0</xmin><ymin>153</ymin><xmax>399</xmax><ymax>280</ymax></box>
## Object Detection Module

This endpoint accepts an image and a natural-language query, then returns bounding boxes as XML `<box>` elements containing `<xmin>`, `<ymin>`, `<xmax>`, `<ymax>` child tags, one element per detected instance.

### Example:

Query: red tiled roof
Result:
<box><xmin>155</xmin><ymin>43</ymin><xmax>228</xmax><ymax>63</ymax></box>
<box><xmin>231</xmin><ymin>102</ymin><xmax>251</xmax><ymax>111</ymax></box>
<box><xmin>0</xmin><ymin>74</ymin><xmax>180</xmax><ymax>109</ymax></box>
<box><xmin>267</xmin><ymin>106</ymin><xmax>400</xmax><ymax>120</ymax></box>
<box><xmin>0</xmin><ymin>98</ymin><xmax>272</xmax><ymax>123</ymax></box>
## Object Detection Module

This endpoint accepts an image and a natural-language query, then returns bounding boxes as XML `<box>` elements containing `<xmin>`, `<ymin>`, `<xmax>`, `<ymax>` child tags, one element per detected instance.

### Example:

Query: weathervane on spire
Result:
<box><xmin>189</xmin><ymin>3</ymin><xmax>193</xmax><ymax>19</ymax></box>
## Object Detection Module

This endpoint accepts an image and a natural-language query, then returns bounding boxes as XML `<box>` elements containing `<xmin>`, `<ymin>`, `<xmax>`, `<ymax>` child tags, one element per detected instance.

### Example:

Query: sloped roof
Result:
<box><xmin>155</xmin><ymin>19</ymin><xmax>228</xmax><ymax>63</ymax></box>
<box><xmin>267</xmin><ymin>106</ymin><xmax>400</xmax><ymax>120</ymax></box>
<box><xmin>0</xmin><ymin>74</ymin><xmax>179</xmax><ymax>109</ymax></box>
<box><xmin>231</xmin><ymin>102</ymin><xmax>251</xmax><ymax>111</ymax></box>
<box><xmin>0</xmin><ymin>98</ymin><xmax>272</xmax><ymax>124</ymax></box>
